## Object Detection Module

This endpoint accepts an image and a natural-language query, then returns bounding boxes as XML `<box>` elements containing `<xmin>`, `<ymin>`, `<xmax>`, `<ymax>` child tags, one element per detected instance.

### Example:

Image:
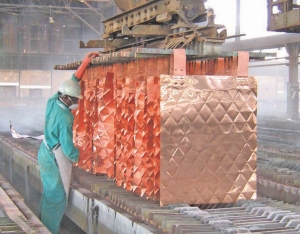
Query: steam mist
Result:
<box><xmin>0</xmin><ymin>105</ymin><xmax>45</xmax><ymax>135</ymax></box>
<box><xmin>0</xmin><ymin>10</ymin><xmax>102</xmax><ymax>136</ymax></box>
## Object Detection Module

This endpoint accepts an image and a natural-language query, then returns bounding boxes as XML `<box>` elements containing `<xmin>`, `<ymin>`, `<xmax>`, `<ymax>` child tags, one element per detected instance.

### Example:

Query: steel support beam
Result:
<box><xmin>222</xmin><ymin>33</ymin><xmax>300</xmax><ymax>52</ymax></box>
<box><xmin>286</xmin><ymin>43</ymin><xmax>300</xmax><ymax>120</ymax></box>
<box><xmin>223</xmin><ymin>34</ymin><xmax>300</xmax><ymax>119</ymax></box>
<box><xmin>235</xmin><ymin>0</ymin><xmax>241</xmax><ymax>42</ymax></box>
<box><xmin>65</xmin><ymin>6</ymin><xmax>102</xmax><ymax>36</ymax></box>
<box><xmin>82</xmin><ymin>0</ymin><xmax>106</xmax><ymax>19</ymax></box>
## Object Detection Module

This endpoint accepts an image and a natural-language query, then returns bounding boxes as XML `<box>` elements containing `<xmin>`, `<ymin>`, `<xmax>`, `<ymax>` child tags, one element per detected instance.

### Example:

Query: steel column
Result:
<box><xmin>286</xmin><ymin>43</ymin><xmax>300</xmax><ymax>120</ymax></box>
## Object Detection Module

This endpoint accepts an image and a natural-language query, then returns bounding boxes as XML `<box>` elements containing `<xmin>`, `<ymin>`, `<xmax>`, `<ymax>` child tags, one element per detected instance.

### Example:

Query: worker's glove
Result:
<box><xmin>75</xmin><ymin>52</ymin><xmax>100</xmax><ymax>79</ymax></box>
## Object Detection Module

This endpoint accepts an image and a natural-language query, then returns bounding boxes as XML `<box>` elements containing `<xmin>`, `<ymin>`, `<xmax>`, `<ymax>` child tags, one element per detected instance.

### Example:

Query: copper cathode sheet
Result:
<box><xmin>73</xmin><ymin>55</ymin><xmax>256</xmax><ymax>205</ymax></box>
<box><xmin>132</xmin><ymin>77</ymin><xmax>147</xmax><ymax>196</ymax></box>
<box><xmin>122</xmin><ymin>76</ymin><xmax>135</xmax><ymax>191</ymax></box>
<box><xmin>159</xmin><ymin>75</ymin><xmax>257</xmax><ymax>206</ymax></box>
<box><xmin>74</xmin><ymin>78</ymin><xmax>93</xmax><ymax>172</ymax></box>
<box><xmin>74</xmin><ymin>68</ymin><xmax>116</xmax><ymax>176</ymax></box>
<box><xmin>115</xmin><ymin>76</ymin><xmax>125</xmax><ymax>186</ymax></box>
<box><xmin>114</xmin><ymin>61</ymin><xmax>134</xmax><ymax>188</ymax></box>
<box><xmin>92</xmin><ymin>72</ymin><xmax>115</xmax><ymax>177</ymax></box>
<box><xmin>147</xmin><ymin>75</ymin><xmax>161</xmax><ymax>200</ymax></box>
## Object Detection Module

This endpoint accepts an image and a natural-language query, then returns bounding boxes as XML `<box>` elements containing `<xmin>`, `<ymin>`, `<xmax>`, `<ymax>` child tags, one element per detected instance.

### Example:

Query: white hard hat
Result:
<box><xmin>58</xmin><ymin>79</ymin><xmax>83</xmax><ymax>99</ymax></box>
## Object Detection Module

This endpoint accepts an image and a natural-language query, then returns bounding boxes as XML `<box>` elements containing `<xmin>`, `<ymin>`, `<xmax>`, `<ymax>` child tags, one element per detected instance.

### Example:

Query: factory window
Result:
<box><xmin>0</xmin><ymin>23</ymin><xmax>3</xmax><ymax>52</ymax></box>
<box><xmin>0</xmin><ymin>54</ymin><xmax>3</xmax><ymax>69</ymax></box>
<box><xmin>4</xmin><ymin>56</ymin><xmax>11</xmax><ymax>68</ymax></box>
<box><xmin>0</xmin><ymin>87</ymin><xmax>16</xmax><ymax>98</ymax></box>
<box><xmin>31</xmin><ymin>56</ymin><xmax>36</xmax><ymax>69</ymax></box>
<box><xmin>25</xmin><ymin>54</ymin><xmax>41</xmax><ymax>69</ymax></box>
<box><xmin>11</xmin><ymin>55</ymin><xmax>19</xmax><ymax>70</ymax></box>
<box><xmin>1</xmin><ymin>22</ymin><xmax>18</xmax><ymax>53</ymax></box>
<box><xmin>50</xmin><ymin>39</ymin><xmax>62</xmax><ymax>54</ymax></box>
<box><xmin>31</xmin><ymin>25</ymin><xmax>38</xmax><ymax>37</ymax></box>
<box><xmin>30</xmin><ymin>39</ymin><xmax>38</xmax><ymax>53</ymax></box>
<box><xmin>64</xmin><ymin>26</ymin><xmax>81</xmax><ymax>39</ymax></box>
<box><xmin>52</xmin><ymin>55</ymin><xmax>67</xmax><ymax>66</ymax></box>
<box><xmin>21</xmin><ymin>54</ymin><xmax>52</xmax><ymax>70</ymax></box>
<box><xmin>29</xmin><ymin>89</ymin><xmax>43</xmax><ymax>97</ymax></box>
<box><xmin>21</xmin><ymin>55</ymin><xmax>29</xmax><ymax>69</ymax></box>
<box><xmin>0</xmin><ymin>54</ymin><xmax>18</xmax><ymax>70</ymax></box>
<box><xmin>29</xmin><ymin>25</ymin><xmax>50</xmax><ymax>53</ymax></box>
<box><xmin>39</xmin><ymin>39</ymin><xmax>50</xmax><ymax>53</ymax></box>
<box><xmin>41</xmin><ymin>56</ymin><xmax>51</xmax><ymax>70</ymax></box>
<box><xmin>64</xmin><ymin>41</ymin><xmax>75</xmax><ymax>53</ymax></box>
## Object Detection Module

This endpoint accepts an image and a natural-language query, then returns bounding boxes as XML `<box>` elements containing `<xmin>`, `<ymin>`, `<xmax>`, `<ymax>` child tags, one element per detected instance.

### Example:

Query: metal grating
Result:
<box><xmin>71</xmin><ymin>167</ymin><xmax>300</xmax><ymax>233</ymax></box>
<box><xmin>0</xmin><ymin>217</ymin><xmax>26</xmax><ymax>233</ymax></box>
<box><xmin>0</xmin><ymin>174</ymin><xmax>50</xmax><ymax>233</ymax></box>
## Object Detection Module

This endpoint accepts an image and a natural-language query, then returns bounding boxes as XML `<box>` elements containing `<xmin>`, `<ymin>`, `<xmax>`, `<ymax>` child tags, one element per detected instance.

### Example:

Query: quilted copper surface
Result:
<box><xmin>73</xmin><ymin>55</ymin><xmax>257</xmax><ymax>205</ymax></box>
<box><xmin>159</xmin><ymin>75</ymin><xmax>257</xmax><ymax>205</ymax></box>
<box><xmin>74</xmin><ymin>67</ymin><xmax>115</xmax><ymax>177</ymax></box>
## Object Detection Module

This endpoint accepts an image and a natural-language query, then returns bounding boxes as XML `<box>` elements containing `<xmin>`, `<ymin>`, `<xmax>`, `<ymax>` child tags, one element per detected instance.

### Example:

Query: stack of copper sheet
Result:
<box><xmin>73</xmin><ymin>53</ymin><xmax>257</xmax><ymax>205</ymax></box>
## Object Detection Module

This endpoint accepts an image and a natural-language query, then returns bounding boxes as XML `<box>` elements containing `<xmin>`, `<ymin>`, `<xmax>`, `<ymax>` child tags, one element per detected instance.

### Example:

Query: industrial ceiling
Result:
<box><xmin>0</xmin><ymin>0</ymin><xmax>114</xmax><ymax>17</ymax></box>
<box><xmin>0</xmin><ymin>0</ymin><xmax>117</xmax><ymax>37</ymax></box>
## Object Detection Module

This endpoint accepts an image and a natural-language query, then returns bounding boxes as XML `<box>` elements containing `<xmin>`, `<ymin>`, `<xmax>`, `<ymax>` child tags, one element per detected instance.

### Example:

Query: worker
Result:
<box><xmin>38</xmin><ymin>52</ymin><xmax>99</xmax><ymax>234</ymax></box>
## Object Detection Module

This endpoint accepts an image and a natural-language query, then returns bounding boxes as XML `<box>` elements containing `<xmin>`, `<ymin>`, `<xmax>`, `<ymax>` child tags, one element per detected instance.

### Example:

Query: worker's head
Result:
<box><xmin>58</xmin><ymin>79</ymin><xmax>83</xmax><ymax>110</ymax></box>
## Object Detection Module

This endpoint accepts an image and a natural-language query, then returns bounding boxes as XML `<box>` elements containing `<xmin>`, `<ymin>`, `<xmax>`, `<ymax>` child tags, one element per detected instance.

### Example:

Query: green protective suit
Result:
<box><xmin>38</xmin><ymin>74</ymin><xmax>80</xmax><ymax>234</ymax></box>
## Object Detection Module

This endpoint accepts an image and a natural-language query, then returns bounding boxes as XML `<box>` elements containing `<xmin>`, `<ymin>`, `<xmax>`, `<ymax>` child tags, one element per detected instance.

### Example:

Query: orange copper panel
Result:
<box><xmin>136</xmin><ymin>59</ymin><xmax>146</xmax><ymax>75</ymax></box>
<box><xmin>128</xmin><ymin>74</ymin><xmax>137</xmax><ymax>189</ymax></box>
<box><xmin>147</xmin><ymin>75</ymin><xmax>161</xmax><ymax>200</ymax></box>
<box><xmin>206</xmin><ymin>59</ymin><xmax>217</xmax><ymax>75</ymax></box>
<box><xmin>237</xmin><ymin>51</ymin><xmax>249</xmax><ymax>77</ymax></box>
<box><xmin>132</xmin><ymin>76</ymin><xmax>147</xmax><ymax>196</ymax></box>
<box><xmin>74</xmin><ymin>53</ymin><xmax>256</xmax><ymax>205</ymax></box>
<box><xmin>156</xmin><ymin>57</ymin><xmax>170</xmax><ymax>75</ymax></box>
<box><xmin>186</xmin><ymin>61</ymin><xmax>194</xmax><ymax>75</ymax></box>
<box><xmin>154</xmin><ymin>76</ymin><xmax>161</xmax><ymax>201</ymax></box>
<box><xmin>170</xmin><ymin>49</ymin><xmax>186</xmax><ymax>76</ymax></box>
<box><xmin>159</xmin><ymin>74</ymin><xmax>257</xmax><ymax>205</ymax></box>
<box><xmin>82</xmin><ymin>68</ymin><xmax>97</xmax><ymax>172</ymax></box>
<box><xmin>187</xmin><ymin>61</ymin><xmax>205</xmax><ymax>76</ymax></box>
<box><xmin>132</xmin><ymin>59</ymin><xmax>149</xmax><ymax>197</ymax></box>
<box><xmin>123</xmin><ymin>75</ymin><xmax>135</xmax><ymax>191</ymax></box>
<box><xmin>186</xmin><ymin>54</ymin><xmax>249</xmax><ymax>76</ymax></box>
<box><xmin>114</xmin><ymin>61</ymin><xmax>136</xmax><ymax>189</ymax></box>
<box><xmin>93</xmin><ymin>72</ymin><xmax>115</xmax><ymax>177</ymax></box>
<box><xmin>114</xmin><ymin>63</ymin><xmax>126</xmax><ymax>184</ymax></box>
<box><xmin>115</xmin><ymin>75</ymin><xmax>124</xmax><ymax>186</ymax></box>
<box><xmin>139</xmin><ymin>58</ymin><xmax>164</xmax><ymax>198</ymax></box>
<box><xmin>101</xmin><ymin>72</ymin><xmax>115</xmax><ymax>177</ymax></box>
<box><xmin>74</xmin><ymin>76</ymin><xmax>93</xmax><ymax>171</ymax></box>
<box><xmin>74</xmin><ymin>68</ymin><xmax>116</xmax><ymax>175</ymax></box>
<box><xmin>119</xmin><ymin>76</ymin><xmax>128</xmax><ymax>187</ymax></box>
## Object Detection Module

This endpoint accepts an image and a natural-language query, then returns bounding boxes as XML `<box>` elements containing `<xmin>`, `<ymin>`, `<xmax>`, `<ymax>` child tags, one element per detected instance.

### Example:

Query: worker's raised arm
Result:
<box><xmin>74</xmin><ymin>52</ymin><xmax>100</xmax><ymax>80</ymax></box>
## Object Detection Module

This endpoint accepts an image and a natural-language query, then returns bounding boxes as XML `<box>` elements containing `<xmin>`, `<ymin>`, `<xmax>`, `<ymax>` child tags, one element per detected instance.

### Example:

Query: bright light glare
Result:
<box><xmin>206</xmin><ymin>0</ymin><xmax>275</xmax><ymax>39</ymax></box>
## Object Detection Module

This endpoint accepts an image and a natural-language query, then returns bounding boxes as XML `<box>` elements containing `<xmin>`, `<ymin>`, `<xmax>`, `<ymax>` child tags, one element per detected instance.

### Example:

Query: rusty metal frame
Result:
<box><xmin>267</xmin><ymin>0</ymin><xmax>300</xmax><ymax>32</ymax></box>
<box><xmin>102</xmin><ymin>0</ymin><xmax>207</xmax><ymax>39</ymax></box>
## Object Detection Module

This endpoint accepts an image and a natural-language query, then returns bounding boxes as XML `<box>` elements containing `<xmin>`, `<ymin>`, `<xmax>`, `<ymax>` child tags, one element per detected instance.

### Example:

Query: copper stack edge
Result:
<box><xmin>73</xmin><ymin>51</ymin><xmax>257</xmax><ymax>206</ymax></box>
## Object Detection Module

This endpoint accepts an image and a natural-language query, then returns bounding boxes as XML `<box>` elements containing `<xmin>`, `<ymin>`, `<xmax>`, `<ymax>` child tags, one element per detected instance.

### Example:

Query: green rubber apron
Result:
<box><xmin>52</xmin><ymin>144</ymin><xmax>72</xmax><ymax>203</ymax></box>
<box><xmin>43</xmin><ymin>139</ymin><xmax>72</xmax><ymax>203</ymax></box>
